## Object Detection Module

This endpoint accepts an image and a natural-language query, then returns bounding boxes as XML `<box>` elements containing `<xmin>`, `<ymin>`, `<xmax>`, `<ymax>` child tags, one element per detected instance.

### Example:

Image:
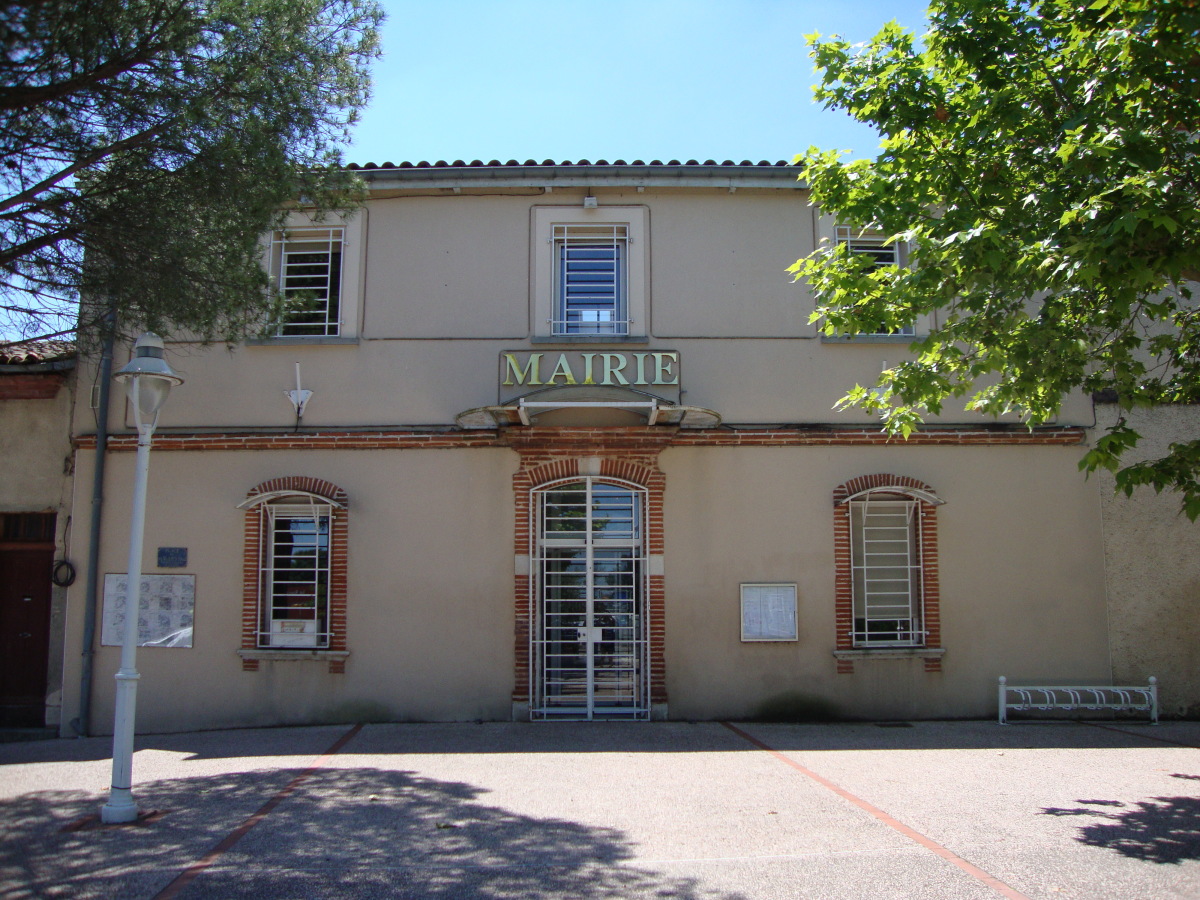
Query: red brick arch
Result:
<box><xmin>245</xmin><ymin>476</ymin><xmax>348</xmax><ymax>505</ymax></box>
<box><xmin>240</xmin><ymin>476</ymin><xmax>349</xmax><ymax>673</ymax></box>
<box><xmin>832</xmin><ymin>474</ymin><xmax>942</xmax><ymax>674</ymax></box>
<box><xmin>509</xmin><ymin>429</ymin><xmax>670</xmax><ymax>716</ymax></box>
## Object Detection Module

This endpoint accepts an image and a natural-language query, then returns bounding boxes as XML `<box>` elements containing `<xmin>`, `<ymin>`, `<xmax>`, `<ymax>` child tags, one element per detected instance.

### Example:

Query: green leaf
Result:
<box><xmin>797</xmin><ymin>0</ymin><xmax>1200</xmax><ymax>519</ymax></box>
<box><xmin>0</xmin><ymin>0</ymin><xmax>384</xmax><ymax>343</ymax></box>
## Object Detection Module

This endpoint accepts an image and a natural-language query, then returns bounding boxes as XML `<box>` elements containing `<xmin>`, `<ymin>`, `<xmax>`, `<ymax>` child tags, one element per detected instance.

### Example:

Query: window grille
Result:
<box><xmin>552</xmin><ymin>224</ymin><xmax>629</xmax><ymax>335</ymax></box>
<box><xmin>848</xmin><ymin>496</ymin><xmax>924</xmax><ymax>646</ymax></box>
<box><xmin>835</xmin><ymin>225</ymin><xmax>913</xmax><ymax>336</ymax></box>
<box><xmin>836</xmin><ymin>225</ymin><xmax>900</xmax><ymax>269</ymax></box>
<box><xmin>258</xmin><ymin>502</ymin><xmax>332</xmax><ymax>648</ymax></box>
<box><xmin>272</xmin><ymin>228</ymin><xmax>344</xmax><ymax>337</ymax></box>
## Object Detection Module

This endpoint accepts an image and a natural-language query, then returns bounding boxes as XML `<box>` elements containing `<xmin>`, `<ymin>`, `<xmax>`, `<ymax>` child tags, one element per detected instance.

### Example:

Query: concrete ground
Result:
<box><xmin>1</xmin><ymin>720</ymin><xmax>1198</xmax><ymax>900</ymax></box>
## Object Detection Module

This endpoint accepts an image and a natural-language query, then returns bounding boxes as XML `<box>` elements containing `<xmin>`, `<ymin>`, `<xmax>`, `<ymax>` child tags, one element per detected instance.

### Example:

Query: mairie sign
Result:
<box><xmin>501</xmin><ymin>351</ymin><xmax>679</xmax><ymax>388</ymax></box>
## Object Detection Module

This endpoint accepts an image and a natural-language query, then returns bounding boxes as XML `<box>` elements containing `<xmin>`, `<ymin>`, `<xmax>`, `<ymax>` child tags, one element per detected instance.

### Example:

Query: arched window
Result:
<box><xmin>237</xmin><ymin>477</ymin><xmax>348</xmax><ymax>671</ymax></box>
<box><xmin>833</xmin><ymin>476</ymin><xmax>944</xmax><ymax>672</ymax></box>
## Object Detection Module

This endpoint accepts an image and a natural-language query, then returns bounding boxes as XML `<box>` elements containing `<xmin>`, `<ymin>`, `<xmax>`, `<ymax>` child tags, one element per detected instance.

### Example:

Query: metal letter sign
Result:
<box><xmin>499</xmin><ymin>350</ymin><xmax>682</xmax><ymax>404</ymax></box>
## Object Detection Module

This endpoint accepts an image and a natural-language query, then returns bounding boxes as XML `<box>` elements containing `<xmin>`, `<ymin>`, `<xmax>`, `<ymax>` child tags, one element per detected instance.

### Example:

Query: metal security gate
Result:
<box><xmin>533</xmin><ymin>479</ymin><xmax>648</xmax><ymax>719</ymax></box>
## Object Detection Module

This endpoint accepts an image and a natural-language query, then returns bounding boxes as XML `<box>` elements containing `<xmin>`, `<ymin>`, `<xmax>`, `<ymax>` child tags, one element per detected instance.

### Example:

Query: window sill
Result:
<box><xmin>531</xmin><ymin>334</ymin><xmax>650</xmax><ymax>345</ymax></box>
<box><xmin>245</xmin><ymin>336</ymin><xmax>359</xmax><ymax>346</ymax></box>
<box><xmin>238</xmin><ymin>649</ymin><xmax>350</xmax><ymax>662</ymax></box>
<box><xmin>821</xmin><ymin>334</ymin><xmax>918</xmax><ymax>344</ymax></box>
<box><xmin>833</xmin><ymin>647</ymin><xmax>945</xmax><ymax>661</ymax></box>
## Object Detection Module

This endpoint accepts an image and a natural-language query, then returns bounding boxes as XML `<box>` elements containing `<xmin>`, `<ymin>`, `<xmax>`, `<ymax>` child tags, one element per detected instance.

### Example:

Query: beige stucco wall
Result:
<box><xmin>77</xmin><ymin>186</ymin><xmax>1092</xmax><ymax>437</ymax></box>
<box><xmin>61</xmin><ymin>446</ymin><xmax>519</xmax><ymax>734</ymax></box>
<box><xmin>123</xmin><ymin>338</ymin><xmax>1087</xmax><ymax>434</ymax></box>
<box><xmin>364</xmin><ymin>196</ymin><xmax>530</xmax><ymax>339</ymax></box>
<box><xmin>360</xmin><ymin>188</ymin><xmax>817</xmax><ymax>341</ymax></box>
<box><xmin>1097</xmin><ymin>404</ymin><xmax>1200</xmax><ymax>717</ymax></box>
<box><xmin>61</xmin><ymin>435</ymin><xmax>1113</xmax><ymax>732</ymax></box>
<box><xmin>0</xmin><ymin>369</ymin><xmax>76</xmax><ymax>727</ymax></box>
<box><xmin>650</xmin><ymin>191</ymin><xmax>815</xmax><ymax>337</ymax></box>
<box><xmin>57</xmin><ymin>179</ymin><xmax>1126</xmax><ymax>731</ymax></box>
<box><xmin>661</xmin><ymin>443</ymin><xmax>1111</xmax><ymax>721</ymax></box>
<box><xmin>0</xmin><ymin>382</ymin><xmax>74</xmax><ymax>512</ymax></box>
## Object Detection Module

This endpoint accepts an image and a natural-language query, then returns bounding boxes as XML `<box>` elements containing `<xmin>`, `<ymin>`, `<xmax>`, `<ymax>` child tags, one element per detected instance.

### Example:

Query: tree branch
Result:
<box><xmin>0</xmin><ymin>225</ymin><xmax>83</xmax><ymax>268</ymax></box>
<box><xmin>0</xmin><ymin>120</ymin><xmax>172</xmax><ymax>216</ymax></box>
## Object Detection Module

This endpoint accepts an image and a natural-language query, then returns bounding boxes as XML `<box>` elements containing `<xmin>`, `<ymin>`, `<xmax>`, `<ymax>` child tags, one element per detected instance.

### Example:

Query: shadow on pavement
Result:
<box><xmin>1042</xmin><ymin>777</ymin><xmax>1200</xmax><ymax>865</ymax></box>
<box><xmin>0</xmin><ymin>765</ymin><xmax>744</xmax><ymax>900</ymax></box>
<box><xmin>1</xmin><ymin>720</ymin><xmax>1196</xmax><ymax>769</ymax></box>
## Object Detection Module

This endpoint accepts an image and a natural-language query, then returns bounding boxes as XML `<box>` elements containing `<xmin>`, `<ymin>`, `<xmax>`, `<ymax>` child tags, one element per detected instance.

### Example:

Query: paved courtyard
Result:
<box><xmin>1</xmin><ymin>720</ymin><xmax>1199</xmax><ymax>899</ymax></box>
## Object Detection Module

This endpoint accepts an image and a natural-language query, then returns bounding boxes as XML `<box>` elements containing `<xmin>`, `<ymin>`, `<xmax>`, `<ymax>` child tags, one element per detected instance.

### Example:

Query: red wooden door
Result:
<box><xmin>0</xmin><ymin>547</ymin><xmax>53</xmax><ymax>726</ymax></box>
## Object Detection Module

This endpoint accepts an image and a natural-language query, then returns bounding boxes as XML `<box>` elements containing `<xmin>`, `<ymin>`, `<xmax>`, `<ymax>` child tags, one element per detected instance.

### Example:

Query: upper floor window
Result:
<box><xmin>532</xmin><ymin>206</ymin><xmax>647</xmax><ymax>342</ymax></box>
<box><xmin>836</xmin><ymin>225</ymin><xmax>901</xmax><ymax>270</ymax></box>
<box><xmin>553</xmin><ymin>224</ymin><xmax>629</xmax><ymax>336</ymax></box>
<box><xmin>835</xmin><ymin>225</ymin><xmax>913</xmax><ymax>336</ymax></box>
<box><xmin>270</xmin><ymin>228</ymin><xmax>344</xmax><ymax>337</ymax></box>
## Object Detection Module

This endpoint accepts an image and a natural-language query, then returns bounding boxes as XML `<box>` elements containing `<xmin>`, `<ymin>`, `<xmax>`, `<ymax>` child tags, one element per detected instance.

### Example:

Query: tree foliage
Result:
<box><xmin>0</xmin><ymin>0</ymin><xmax>382</xmax><ymax>343</ymax></box>
<box><xmin>792</xmin><ymin>0</ymin><xmax>1200</xmax><ymax>518</ymax></box>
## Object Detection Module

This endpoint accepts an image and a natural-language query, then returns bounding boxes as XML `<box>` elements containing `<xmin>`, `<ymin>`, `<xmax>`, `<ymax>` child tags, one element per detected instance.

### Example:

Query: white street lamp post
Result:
<box><xmin>100</xmin><ymin>333</ymin><xmax>183</xmax><ymax>825</ymax></box>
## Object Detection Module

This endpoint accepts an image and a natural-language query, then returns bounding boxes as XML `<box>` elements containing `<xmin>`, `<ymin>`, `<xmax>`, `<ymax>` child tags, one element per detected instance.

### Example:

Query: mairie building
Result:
<box><xmin>6</xmin><ymin>160</ymin><xmax>1196</xmax><ymax>734</ymax></box>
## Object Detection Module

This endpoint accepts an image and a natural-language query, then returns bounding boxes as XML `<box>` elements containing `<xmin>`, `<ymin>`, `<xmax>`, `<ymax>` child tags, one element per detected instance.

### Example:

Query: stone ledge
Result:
<box><xmin>833</xmin><ymin>647</ymin><xmax>946</xmax><ymax>661</ymax></box>
<box><xmin>236</xmin><ymin>649</ymin><xmax>350</xmax><ymax>662</ymax></box>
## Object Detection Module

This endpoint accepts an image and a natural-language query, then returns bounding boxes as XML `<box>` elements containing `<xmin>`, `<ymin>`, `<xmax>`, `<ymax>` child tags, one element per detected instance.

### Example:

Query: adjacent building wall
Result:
<box><xmin>0</xmin><ymin>357</ymin><xmax>76</xmax><ymax>728</ymax></box>
<box><xmin>1098</xmin><ymin>403</ymin><xmax>1200</xmax><ymax>717</ymax></box>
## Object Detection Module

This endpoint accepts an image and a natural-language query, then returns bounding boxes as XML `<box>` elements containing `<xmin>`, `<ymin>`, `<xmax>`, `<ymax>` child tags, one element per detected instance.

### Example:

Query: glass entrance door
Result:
<box><xmin>534</xmin><ymin>480</ymin><xmax>648</xmax><ymax>719</ymax></box>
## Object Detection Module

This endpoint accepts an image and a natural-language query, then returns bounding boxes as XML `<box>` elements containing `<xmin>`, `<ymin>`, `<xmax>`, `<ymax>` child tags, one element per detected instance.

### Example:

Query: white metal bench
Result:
<box><xmin>998</xmin><ymin>676</ymin><xmax>1158</xmax><ymax>725</ymax></box>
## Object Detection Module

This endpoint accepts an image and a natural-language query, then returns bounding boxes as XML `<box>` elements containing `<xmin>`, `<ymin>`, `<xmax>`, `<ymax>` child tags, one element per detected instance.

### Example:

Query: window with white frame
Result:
<box><xmin>259</xmin><ymin>502</ymin><xmax>331</xmax><ymax>648</ymax></box>
<box><xmin>271</xmin><ymin>228</ymin><xmax>344</xmax><ymax>337</ymax></box>
<box><xmin>836</xmin><ymin>225</ymin><xmax>901</xmax><ymax>269</ymax></box>
<box><xmin>532</xmin><ymin>206</ymin><xmax>647</xmax><ymax>340</ymax></box>
<box><xmin>552</xmin><ymin>224</ymin><xmax>628</xmax><ymax>335</ymax></box>
<box><xmin>848</xmin><ymin>496</ymin><xmax>924</xmax><ymax>646</ymax></box>
<box><xmin>835</xmin><ymin>224</ymin><xmax>914</xmax><ymax>336</ymax></box>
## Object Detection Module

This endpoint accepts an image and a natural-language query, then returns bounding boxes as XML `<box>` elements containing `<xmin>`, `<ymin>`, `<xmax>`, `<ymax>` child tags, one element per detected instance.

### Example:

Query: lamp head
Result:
<box><xmin>114</xmin><ymin>333</ymin><xmax>184</xmax><ymax>419</ymax></box>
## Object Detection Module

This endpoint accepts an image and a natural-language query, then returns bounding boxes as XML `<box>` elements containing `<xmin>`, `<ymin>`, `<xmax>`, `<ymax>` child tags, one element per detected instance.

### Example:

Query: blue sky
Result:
<box><xmin>348</xmin><ymin>0</ymin><xmax>933</xmax><ymax>167</ymax></box>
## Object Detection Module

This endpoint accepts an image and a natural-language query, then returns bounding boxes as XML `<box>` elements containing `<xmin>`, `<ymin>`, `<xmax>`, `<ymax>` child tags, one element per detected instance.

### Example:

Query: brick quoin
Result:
<box><xmin>832</xmin><ymin>474</ymin><xmax>943</xmax><ymax>675</ymax></box>
<box><xmin>510</xmin><ymin>427</ymin><xmax>670</xmax><ymax>715</ymax></box>
<box><xmin>241</xmin><ymin>476</ymin><xmax>349</xmax><ymax>674</ymax></box>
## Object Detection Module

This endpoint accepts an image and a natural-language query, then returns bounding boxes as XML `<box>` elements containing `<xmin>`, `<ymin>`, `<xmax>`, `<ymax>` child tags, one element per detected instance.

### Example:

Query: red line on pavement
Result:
<box><xmin>152</xmin><ymin>723</ymin><xmax>363</xmax><ymax>900</ymax></box>
<box><xmin>720</xmin><ymin>721</ymin><xmax>1032</xmax><ymax>900</ymax></box>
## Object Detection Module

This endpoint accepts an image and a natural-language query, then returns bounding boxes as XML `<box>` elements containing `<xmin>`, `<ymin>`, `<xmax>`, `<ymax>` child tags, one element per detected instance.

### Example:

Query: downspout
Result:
<box><xmin>73</xmin><ymin>319</ymin><xmax>115</xmax><ymax>737</ymax></box>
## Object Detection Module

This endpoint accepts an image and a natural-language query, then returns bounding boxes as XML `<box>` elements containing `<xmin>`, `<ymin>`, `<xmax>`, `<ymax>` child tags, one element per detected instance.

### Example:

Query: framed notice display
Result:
<box><xmin>102</xmin><ymin>574</ymin><xmax>195</xmax><ymax>648</ymax></box>
<box><xmin>740</xmin><ymin>583</ymin><xmax>798</xmax><ymax>642</ymax></box>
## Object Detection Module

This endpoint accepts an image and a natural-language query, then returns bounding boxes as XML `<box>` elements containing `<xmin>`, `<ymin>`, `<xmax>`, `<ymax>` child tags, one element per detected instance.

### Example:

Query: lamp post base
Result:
<box><xmin>100</xmin><ymin>792</ymin><xmax>139</xmax><ymax>824</ymax></box>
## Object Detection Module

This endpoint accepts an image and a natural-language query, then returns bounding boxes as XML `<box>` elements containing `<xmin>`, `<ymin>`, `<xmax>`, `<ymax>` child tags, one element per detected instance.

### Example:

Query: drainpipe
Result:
<box><xmin>73</xmin><ymin>319</ymin><xmax>115</xmax><ymax>737</ymax></box>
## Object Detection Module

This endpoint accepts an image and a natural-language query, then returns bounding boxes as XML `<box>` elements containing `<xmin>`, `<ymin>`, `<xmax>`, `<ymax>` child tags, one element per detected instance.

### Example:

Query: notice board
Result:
<box><xmin>102</xmin><ymin>574</ymin><xmax>195</xmax><ymax>648</ymax></box>
<box><xmin>740</xmin><ymin>583</ymin><xmax>798</xmax><ymax>641</ymax></box>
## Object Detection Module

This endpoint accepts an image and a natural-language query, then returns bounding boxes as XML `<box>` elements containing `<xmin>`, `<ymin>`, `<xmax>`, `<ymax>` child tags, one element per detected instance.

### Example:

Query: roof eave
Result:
<box><xmin>354</xmin><ymin>162</ymin><xmax>806</xmax><ymax>191</ymax></box>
